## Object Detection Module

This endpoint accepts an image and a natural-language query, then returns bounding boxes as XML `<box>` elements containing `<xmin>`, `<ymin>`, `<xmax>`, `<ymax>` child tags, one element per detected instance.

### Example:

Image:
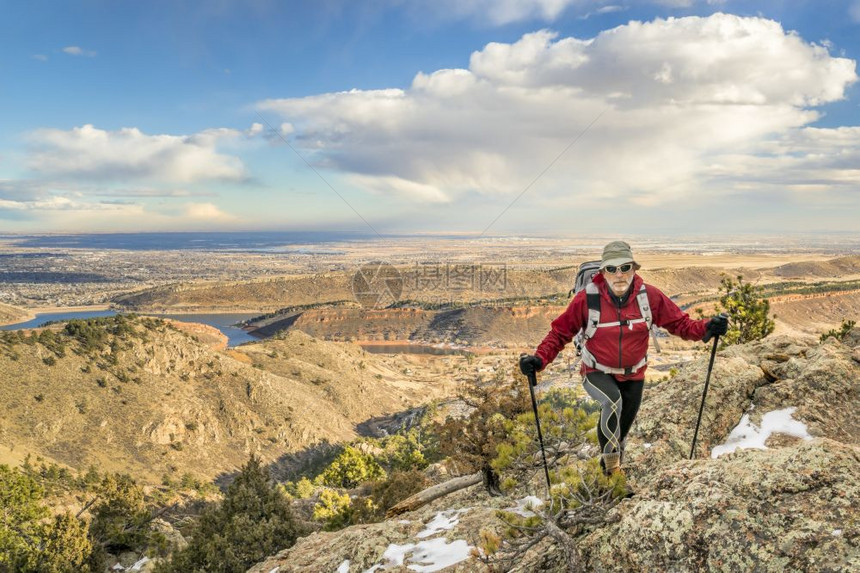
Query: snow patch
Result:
<box><xmin>268</xmin><ymin>567</ymin><xmax>279</xmax><ymax>573</ymax></box>
<box><xmin>130</xmin><ymin>557</ymin><xmax>150</xmax><ymax>571</ymax></box>
<box><xmin>508</xmin><ymin>495</ymin><xmax>544</xmax><ymax>517</ymax></box>
<box><xmin>337</xmin><ymin>559</ymin><xmax>349</xmax><ymax>572</ymax></box>
<box><xmin>711</xmin><ymin>407</ymin><xmax>813</xmax><ymax>458</ymax></box>
<box><xmin>362</xmin><ymin>509</ymin><xmax>474</xmax><ymax>572</ymax></box>
<box><xmin>833</xmin><ymin>529</ymin><xmax>843</xmax><ymax>536</ymax></box>
<box><xmin>408</xmin><ymin>538</ymin><xmax>472</xmax><ymax>572</ymax></box>
<box><xmin>363</xmin><ymin>538</ymin><xmax>472</xmax><ymax>573</ymax></box>
<box><xmin>416</xmin><ymin>509</ymin><xmax>468</xmax><ymax>539</ymax></box>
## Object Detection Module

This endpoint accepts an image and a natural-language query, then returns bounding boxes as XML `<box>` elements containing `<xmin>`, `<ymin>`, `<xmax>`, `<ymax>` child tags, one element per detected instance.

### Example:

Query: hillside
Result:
<box><xmin>250</xmin><ymin>331</ymin><xmax>860</xmax><ymax>572</ymax></box>
<box><xmin>250</xmin><ymin>305</ymin><xmax>568</xmax><ymax>348</ymax></box>
<box><xmin>111</xmin><ymin>255</ymin><xmax>860</xmax><ymax>347</ymax></box>
<box><xmin>771</xmin><ymin>255</ymin><xmax>860</xmax><ymax>278</ymax></box>
<box><xmin>112</xmin><ymin>274</ymin><xmax>355</xmax><ymax>313</ymax></box>
<box><xmin>0</xmin><ymin>301</ymin><xmax>30</xmax><ymax>326</ymax></box>
<box><xmin>111</xmin><ymin>267</ymin><xmax>575</xmax><ymax>313</ymax></box>
<box><xmin>0</xmin><ymin>316</ymin><xmax>458</xmax><ymax>483</ymax></box>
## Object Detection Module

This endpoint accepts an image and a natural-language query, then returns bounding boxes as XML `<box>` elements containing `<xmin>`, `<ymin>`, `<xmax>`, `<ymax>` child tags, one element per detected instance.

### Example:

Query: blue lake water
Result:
<box><xmin>0</xmin><ymin>310</ymin><xmax>262</xmax><ymax>347</ymax></box>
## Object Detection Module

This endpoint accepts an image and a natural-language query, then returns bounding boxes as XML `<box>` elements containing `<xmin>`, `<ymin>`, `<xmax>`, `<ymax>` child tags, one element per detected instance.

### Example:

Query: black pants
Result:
<box><xmin>582</xmin><ymin>372</ymin><xmax>644</xmax><ymax>468</ymax></box>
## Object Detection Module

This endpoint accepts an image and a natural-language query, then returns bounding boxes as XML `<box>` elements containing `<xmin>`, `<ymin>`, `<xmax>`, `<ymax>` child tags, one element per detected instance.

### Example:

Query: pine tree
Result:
<box><xmin>156</xmin><ymin>457</ymin><xmax>303</xmax><ymax>573</ymax></box>
<box><xmin>26</xmin><ymin>513</ymin><xmax>94</xmax><ymax>573</ymax></box>
<box><xmin>0</xmin><ymin>466</ymin><xmax>94</xmax><ymax>572</ymax></box>
<box><xmin>714</xmin><ymin>275</ymin><xmax>775</xmax><ymax>347</ymax></box>
<box><xmin>88</xmin><ymin>473</ymin><xmax>151</xmax><ymax>553</ymax></box>
<box><xmin>0</xmin><ymin>465</ymin><xmax>48</xmax><ymax>568</ymax></box>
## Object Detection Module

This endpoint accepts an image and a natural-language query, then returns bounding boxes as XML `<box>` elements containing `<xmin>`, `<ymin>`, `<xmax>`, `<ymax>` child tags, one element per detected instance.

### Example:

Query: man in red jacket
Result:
<box><xmin>519</xmin><ymin>241</ymin><xmax>728</xmax><ymax>476</ymax></box>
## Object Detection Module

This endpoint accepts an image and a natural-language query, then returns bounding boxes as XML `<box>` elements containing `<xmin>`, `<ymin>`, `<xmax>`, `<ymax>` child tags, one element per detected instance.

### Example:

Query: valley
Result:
<box><xmin>1</xmin><ymin>235</ymin><xmax>858</xmax><ymax>486</ymax></box>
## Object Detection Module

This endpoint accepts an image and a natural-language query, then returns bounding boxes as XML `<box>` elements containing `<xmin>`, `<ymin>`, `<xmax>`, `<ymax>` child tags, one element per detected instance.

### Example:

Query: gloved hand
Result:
<box><xmin>703</xmin><ymin>313</ymin><xmax>729</xmax><ymax>342</ymax></box>
<box><xmin>519</xmin><ymin>354</ymin><xmax>543</xmax><ymax>380</ymax></box>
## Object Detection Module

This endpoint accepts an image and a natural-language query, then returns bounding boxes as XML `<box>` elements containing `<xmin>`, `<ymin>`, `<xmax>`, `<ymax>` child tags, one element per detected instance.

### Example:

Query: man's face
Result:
<box><xmin>602</xmin><ymin>263</ymin><xmax>635</xmax><ymax>296</ymax></box>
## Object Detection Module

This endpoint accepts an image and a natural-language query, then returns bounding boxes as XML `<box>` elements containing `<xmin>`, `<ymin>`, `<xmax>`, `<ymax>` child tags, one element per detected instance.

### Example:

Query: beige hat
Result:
<box><xmin>600</xmin><ymin>240</ymin><xmax>640</xmax><ymax>270</ymax></box>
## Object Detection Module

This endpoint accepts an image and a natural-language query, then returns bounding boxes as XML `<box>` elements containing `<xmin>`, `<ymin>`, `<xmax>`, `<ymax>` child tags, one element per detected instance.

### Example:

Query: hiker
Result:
<box><xmin>519</xmin><ymin>240</ymin><xmax>728</xmax><ymax>476</ymax></box>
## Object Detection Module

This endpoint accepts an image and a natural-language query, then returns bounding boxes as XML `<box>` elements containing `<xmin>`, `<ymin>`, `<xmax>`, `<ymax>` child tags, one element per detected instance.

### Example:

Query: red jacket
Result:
<box><xmin>535</xmin><ymin>273</ymin><xmax>707</xmax><ymax>381</ymax></box>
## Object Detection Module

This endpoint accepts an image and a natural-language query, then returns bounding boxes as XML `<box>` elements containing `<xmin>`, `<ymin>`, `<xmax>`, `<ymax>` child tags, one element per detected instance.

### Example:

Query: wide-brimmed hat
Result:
<box><xmin>600</xmin><ymin>240</ymin><xmax>640</xmax><ymax>270</ymax></box>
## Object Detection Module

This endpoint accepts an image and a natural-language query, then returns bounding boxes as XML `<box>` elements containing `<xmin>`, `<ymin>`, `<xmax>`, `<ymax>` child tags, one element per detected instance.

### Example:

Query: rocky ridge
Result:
<box><xmin>250</xmin><ymin>331</ymin><xmax>860</xmax><ymax>572</ymax></box>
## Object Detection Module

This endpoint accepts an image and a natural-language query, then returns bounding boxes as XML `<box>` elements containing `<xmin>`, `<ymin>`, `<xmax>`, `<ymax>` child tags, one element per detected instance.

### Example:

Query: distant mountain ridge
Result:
<box><xmin>772</xmin><ymin>255</ymin><xmax>860</xmax><ymax>278</ymax></box>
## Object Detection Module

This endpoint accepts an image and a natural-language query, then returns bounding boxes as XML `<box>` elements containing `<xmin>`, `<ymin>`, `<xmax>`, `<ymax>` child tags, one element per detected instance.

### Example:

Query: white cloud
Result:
<box><xmin>32</xmin><ymin>54</ymin><xmax>48</xmax><ymax>62</ymax></box>
<box><xmin>183</xmin><ymin>202</ymin><xmax>238</xmax><ymax>222</ymax></box>
<box><xmin>0</xmin><ymin>195</ymin><xmax>127</xmax><ymax>211</ymax></box>
<box><xmin>27</xmin><ymin>124</ymin><xmax>248</xmax><ymax>183</ymax></box>
<box><xmin>258</xmin><ymin>14</ymin><xmax>857</xmax><ymax>208</ymax></box>
<box><xmin>95</xmin><ymin>188</ymin><xmax>217</xmax><ymax>198</ymax></box>
<box><xmin>0</xmin><ymin>194</ymin><xmax>242</xmax><ymax>232</ymax></box>
<box><xmin>62</xmin><ymin>46</ymin><xmax>97</xmax><ymax>57</ymax></box>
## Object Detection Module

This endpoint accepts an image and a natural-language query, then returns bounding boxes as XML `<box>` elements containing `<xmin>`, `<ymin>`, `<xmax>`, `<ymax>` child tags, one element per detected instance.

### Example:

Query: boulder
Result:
<box><xmin>578</xmin><ymin>439</ymin><xmax>859</xmax><ymax>573</ymax></box>
<box><xmin>626</xmin><ymin>335</ymin><xmax>859</xmax><ymax>478</ymax></box>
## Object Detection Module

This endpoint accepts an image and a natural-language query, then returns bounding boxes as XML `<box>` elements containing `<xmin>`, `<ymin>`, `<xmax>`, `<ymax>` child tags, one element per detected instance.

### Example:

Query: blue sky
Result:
<box><xmin>1</xmin><ymin>0</ymin><xmax>858</xmax><ymax>236</ymax></box>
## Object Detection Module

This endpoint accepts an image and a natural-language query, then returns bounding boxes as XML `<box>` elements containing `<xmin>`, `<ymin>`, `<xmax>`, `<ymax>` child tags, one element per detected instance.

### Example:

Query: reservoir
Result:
<box><xmin>0</xmin><ymin>310</ymin><xmax>261</xmax><ymax>347</ymax></box>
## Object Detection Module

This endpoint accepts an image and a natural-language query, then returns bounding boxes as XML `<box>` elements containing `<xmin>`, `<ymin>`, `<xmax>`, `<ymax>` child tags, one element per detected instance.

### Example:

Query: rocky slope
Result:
<box><xmin>0</xmin><ymin>301</ymin><xmax>30</xmax><ymax>326</ymax></box>
<box><xmin>250</xmin><ymin>331</ymin><xmax>860</xmax><ymax>572</ymax></box>
<box><xmin>0</xmin><ymin>319</ymin><xmax>457</xmax><ymax>482</ymax></box>
<box><xmin>252</xmin><ymin>305</ymin><xmax>568</xmax><ymax>348</ymax></box>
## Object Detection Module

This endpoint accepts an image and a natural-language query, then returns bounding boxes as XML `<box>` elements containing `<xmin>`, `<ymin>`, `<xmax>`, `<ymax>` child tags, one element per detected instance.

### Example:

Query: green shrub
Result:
<box><xmin>156</xmin><ymin>457</ymin><xmax>303</xmax><ymax>573</ymax></box>
<box><xmin>312</xmin><ymin>488</ymin><xmax>354</xmax><ymax>530</ymax></box>
<box><xmin>820</xmin><ymin>319</ymin><xmax>856</xmax><ymax>343</ymax></box>
<box><xmin>0</xmin><ymin>465</ymin><xmax>47</xmax><ymax>565</ymax></box>
<box><xmin>0</xmin><ymin>466</ymin><xmax>94</xmax><ymax>572</ymax></box>
<box><xmin>319</xmin><ymin>446</ymin><xmax>387</xmax><ymax>489</ymax></box>
<box><xmin>283</xmin><ymin>476</ymin><xmax>315</xmax><ymax>499</ymax></box>
<box><xmin>27</xmin><ymin>512</ymin><xmax>94</xmax><ymax>572</ymax></box>
<box><xmin>88</xmin><ymin>474</ymin><xmax>152</xmax><ymax>554</ymax></box>
<box><xmin>435</xmin><ymin>368</ymin><xmax>529</xmax><ymax>476</ymax></box>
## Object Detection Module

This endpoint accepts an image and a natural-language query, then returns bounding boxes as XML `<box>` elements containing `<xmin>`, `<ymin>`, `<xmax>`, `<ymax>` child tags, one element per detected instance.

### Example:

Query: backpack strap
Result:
<box><xmin>582</xmin><ymin>282</ymin><xmax>602</xmax><ymax>340</ymax></box>
<box><xmin>636</xmin><ymin>283</ymin><xmax>652</xmax><ymax>330</ymax></box>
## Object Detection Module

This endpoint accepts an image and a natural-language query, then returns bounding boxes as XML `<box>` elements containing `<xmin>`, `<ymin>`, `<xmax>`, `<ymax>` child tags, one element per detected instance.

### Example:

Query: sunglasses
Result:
<box><xmin>604</xmin><ymin>263</ymin><xmax>634</xmax><ymax>274</ymax></box>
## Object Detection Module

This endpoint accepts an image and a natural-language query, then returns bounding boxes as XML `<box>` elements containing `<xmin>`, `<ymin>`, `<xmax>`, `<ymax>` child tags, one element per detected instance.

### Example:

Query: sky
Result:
<box><xmin>1</xmin><ymin>0</ymin><xmax>859</xmax><ymax>237</ymax></box>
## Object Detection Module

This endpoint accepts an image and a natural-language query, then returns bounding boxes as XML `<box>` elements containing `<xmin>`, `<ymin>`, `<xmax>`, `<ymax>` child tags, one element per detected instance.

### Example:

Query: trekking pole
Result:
<box><xmin>526</xmin><ymin>370</ymin><xmax>552</xmax><ymax>497</ymax></box>
<box><xmin>690</xmin><ymin>335</ymin><xmax>720</xmax><ymax>459</ymax></box>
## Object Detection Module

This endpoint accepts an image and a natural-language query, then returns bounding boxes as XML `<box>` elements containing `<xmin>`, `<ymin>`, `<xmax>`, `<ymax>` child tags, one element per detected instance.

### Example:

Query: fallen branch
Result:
<box><xmin>386</xmin><ymin>471</ymin><xmax>482</xmax><ymax>517</ymax></box>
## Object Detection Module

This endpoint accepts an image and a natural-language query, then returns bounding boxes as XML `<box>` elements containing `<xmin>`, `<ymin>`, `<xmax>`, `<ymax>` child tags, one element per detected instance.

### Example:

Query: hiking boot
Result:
<box><xmin>600</xmin><ymin>453</ymin><xmax>621</xmax><ymax>476</ymax></box>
